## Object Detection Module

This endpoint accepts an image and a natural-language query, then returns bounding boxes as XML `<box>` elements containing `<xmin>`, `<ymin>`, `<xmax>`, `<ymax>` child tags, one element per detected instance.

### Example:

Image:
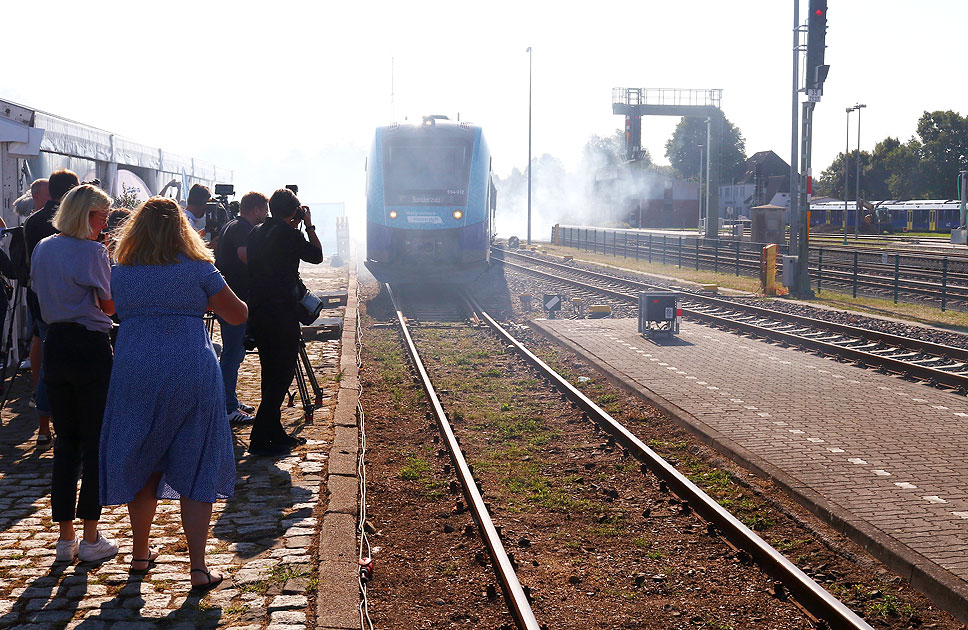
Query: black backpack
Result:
<box><xmin>4</xmin><ymin>226</ymin><xmax>29</xmax><ymax>282</ymax></box>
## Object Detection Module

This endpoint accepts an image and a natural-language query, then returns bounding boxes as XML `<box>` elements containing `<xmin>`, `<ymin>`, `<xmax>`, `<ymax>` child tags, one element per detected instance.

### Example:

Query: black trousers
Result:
<box><xmin>44</xmin><ymin>323</ymin><xmax>113</xmax><ymax>523</ymax></box>
<box><xmin>249</xmin><ymin>301</ymin><xmax>300</xmax><ymax>447</ymax></box>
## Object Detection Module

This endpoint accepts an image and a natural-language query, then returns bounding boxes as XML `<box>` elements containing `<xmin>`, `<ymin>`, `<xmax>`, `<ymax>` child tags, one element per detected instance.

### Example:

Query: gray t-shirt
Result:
<box><xmin>30</xmin><ymin>235</ymin><xmax>113</xmax><ymax>333</ymax></box>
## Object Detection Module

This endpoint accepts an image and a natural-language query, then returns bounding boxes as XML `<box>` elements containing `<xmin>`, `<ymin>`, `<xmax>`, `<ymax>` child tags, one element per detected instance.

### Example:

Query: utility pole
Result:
<box><xmin>854</xmin><ymin>103</ymin><xmax>866</xmax><ymax>239</ymax></box>
<box><xmin>790</xmin><ymin>0</ymin><xmax>800</xmax><ymax>254</ymax></box>
<box><xmin>793</xmin><ymin>0</ymin><xmax>829</xmax><ymax>297</ymax></box>
<box><xmin>526</xmin><ymin>46</ymin><xmax>533</xmax><ymax>245</ymax></box>
<box><xmin>843</xmin><ymin>107</ymin><xmax>851</xmax><ymax>245</ymax></box>
<box><xmin>698</xmin><ymin>144</ymin><xmax>704</xmax><ymax>233</ymax></box>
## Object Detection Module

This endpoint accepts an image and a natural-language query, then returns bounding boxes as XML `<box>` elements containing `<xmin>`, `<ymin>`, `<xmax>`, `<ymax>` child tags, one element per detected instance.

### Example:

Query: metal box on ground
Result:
<box><xmin>302</xmin><ymin>316</ymin><xmax>343</xmax><ymax>341</ymax></box>
<box><xmin>638</xmin><ymin>291</ymin><xmax>681</xmax><ymax>338</ymax></box>
<box><xmin>751</xmin><ymin>205</ymin><xmax>787</xmax><ymax>245</ymax></box>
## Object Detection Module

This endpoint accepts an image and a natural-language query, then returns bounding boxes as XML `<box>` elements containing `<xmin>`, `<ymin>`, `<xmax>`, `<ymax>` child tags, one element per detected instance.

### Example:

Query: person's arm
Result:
<box><xmin>298</xmin><ymin>207</ymin><xmax>323</xmax><ymax>263</ymax></box>
<box><xmin>99</xmin><ymin>299</ymin><xmax>115</xmax><ymax>316</ymax></box>
<box><xmin>237</xmin><ymin>246</ymin><xmax>247</xmax><ymax>264</ymax></box>
<box><xmin>207</xmin><ymin>285</ymin><xmax>248</xmax><ymax>325</ymax></box>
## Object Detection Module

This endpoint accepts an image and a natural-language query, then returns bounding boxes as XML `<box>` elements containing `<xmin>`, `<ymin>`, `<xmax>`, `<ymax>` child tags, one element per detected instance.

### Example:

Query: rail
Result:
<box><xmin>464</xmin><ymin>292</ymin><xmax>873</xmax><ymax>630</ymax></box>
<box><xmin>386</xmin><ymin>284</ymin><xmax>540</xmax><ymax>630</ymax></box>
<box><xmin>496</xmin><ymin>251</ymin><xmax>968</xmax><ymax>392</ymax></box>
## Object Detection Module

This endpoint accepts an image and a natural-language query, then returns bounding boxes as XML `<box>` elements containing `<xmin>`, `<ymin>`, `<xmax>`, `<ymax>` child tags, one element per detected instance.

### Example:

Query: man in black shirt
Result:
<box><xmin>214</xmin><ymin>191</ymin><xmax>269</xmax><ymax>424</ymax></box>
<box><xmin>246</xmin><ymin>188</ymin><xmax>322</xmax><ymax>456</ymax></box>
<box><xmin>23</xmin><ymin>169</ymin><xmax>78</xmax><ymax>446</ymax></box>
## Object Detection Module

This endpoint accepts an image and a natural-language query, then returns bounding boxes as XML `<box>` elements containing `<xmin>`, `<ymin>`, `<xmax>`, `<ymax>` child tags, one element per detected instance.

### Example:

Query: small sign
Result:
<box><xmin>807</xmin><ymin>94</ymin><xmax>821</xmax><ymax>103</ymax></box>
<box><xmin>881</xmin><ymin>253</ymin><xmax>889</xmax><ymax>264</ymax></box>
<box><xmin>664</xmin><ymin>307</ymin><xmax>674</xmax><ymax>319</ymax></box>
<box><xmin>543</xmin><ymin>294</ymin><xmax>562</xmax><ymax>312</ymax></box>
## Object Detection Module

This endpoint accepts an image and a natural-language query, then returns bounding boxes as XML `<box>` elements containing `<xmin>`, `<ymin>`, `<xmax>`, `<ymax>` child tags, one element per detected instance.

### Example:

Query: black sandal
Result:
<box><xmin>130</xmin><ymin>548</ymin><xmax>159</xmax><ymax>571</ymax></box>
<box><xmin>190</xmin><ymin>568</ymin><xmax>224</xmax><ymax>591</ymax></box>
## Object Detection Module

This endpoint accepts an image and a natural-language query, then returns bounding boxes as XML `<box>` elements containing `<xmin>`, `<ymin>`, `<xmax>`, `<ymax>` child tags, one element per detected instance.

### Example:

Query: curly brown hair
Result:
<box><xmin>114</xmin><ymin>197</ymin><xmax>214</xmax><ymax>266</ymax></box>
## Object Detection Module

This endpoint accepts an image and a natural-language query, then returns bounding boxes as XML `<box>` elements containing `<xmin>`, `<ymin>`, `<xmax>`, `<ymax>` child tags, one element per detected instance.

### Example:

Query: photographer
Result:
<box><xmin>213</xmin><ymin>191</ymin><xmax>268</xmax><ymax>424</ymax></box>
<box><xmin>246</xmin><ymin>188</ymin><xmax>322</xmax><ymax>457</ymax></box>
<box><xmin>183</xmin><ymin>184</ymin><xmax>211</xmax><ymax>235</ymax></box>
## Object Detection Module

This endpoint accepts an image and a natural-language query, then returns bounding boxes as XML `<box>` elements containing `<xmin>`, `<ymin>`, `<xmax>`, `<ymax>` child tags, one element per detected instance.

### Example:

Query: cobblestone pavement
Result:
<box><xmin>0</xmin><ymin>263</ymin><xmax>348</xmax><ymax>629</ymax></box>
<box><xmin>536</xmin><ymin>316</ymin><xmax>968</xmax><ymax>612</ymax></box>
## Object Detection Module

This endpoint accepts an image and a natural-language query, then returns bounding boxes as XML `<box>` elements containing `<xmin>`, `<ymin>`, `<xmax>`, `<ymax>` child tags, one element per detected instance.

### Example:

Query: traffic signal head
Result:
<box><xmin>806</xmin><ymin>0</ymin><xmax>828</xmax><ymax>89</ymax></box>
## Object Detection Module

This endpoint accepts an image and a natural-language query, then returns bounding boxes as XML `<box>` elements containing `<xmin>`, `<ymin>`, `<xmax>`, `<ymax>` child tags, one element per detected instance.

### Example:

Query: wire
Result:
<box><xmin>352</xmin><ymin>268</ymin><xmax>374</xmax><ymax>630</ymax></box>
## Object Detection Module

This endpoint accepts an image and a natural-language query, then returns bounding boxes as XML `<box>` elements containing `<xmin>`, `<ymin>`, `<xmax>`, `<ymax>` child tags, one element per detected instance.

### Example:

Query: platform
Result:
<box><xmin>0</xmin><ymin>260</ymin><xmax>361</xmax><ymax>629</ymax></box>
<box><xmin>533</xmin><ymin>316</ymin><xmax>968</xmax><ymax>620</ymax></box>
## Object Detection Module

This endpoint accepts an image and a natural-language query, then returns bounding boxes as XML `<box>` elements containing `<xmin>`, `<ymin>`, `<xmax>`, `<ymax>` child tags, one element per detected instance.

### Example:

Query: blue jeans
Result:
<box><xmin>218</xmin><ymin>317</ymin><xmax>247</xmax><ymax>413</ymax></box>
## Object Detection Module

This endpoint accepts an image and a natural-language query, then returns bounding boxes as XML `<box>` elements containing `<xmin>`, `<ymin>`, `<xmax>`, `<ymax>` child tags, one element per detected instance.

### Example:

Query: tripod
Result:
<box><xmin>288</xmin><ymin>332</ymin><xmax>324</xmax><ymax>422</ymax></box>
<box><xmin>0</xmin><ymin>280</ymin><xmax>28</xmax><ymax>415</ymax></box>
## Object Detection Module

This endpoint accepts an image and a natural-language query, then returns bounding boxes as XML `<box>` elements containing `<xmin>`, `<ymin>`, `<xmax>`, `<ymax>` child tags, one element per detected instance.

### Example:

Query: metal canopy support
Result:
<box><xmin>612</xmin><ymin>87</ymin><xmax>724</xmax><ymax>239</ymax></box>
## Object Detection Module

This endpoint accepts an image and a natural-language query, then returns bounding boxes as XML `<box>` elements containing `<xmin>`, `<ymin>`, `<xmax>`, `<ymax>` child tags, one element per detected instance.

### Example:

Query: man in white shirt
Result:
<box><xmin>183</xmin><ymin>184</ymin><xmax>211</xmax><ymax>235</ymax></box>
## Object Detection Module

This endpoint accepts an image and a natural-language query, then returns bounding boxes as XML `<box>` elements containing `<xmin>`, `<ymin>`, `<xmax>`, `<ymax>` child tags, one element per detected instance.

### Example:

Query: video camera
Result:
<box><xmin>205</xmin><ymin>183</ymin><xmax>237</xmax><ymax>237</ymax></box>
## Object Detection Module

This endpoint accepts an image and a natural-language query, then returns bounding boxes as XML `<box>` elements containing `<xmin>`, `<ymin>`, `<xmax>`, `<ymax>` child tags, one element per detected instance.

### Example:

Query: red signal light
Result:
<box><xmin>815</xmin><ymin>9</ymin><xmax>823</xmax><ymax>15</ymax></box>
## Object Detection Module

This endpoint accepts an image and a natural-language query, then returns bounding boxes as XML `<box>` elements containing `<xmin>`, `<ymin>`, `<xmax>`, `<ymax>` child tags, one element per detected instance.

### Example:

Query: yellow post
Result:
<box><xmin>760</xmin><ymin>243</ymin><xmax>778</xmax><ymax>295</ymax></box>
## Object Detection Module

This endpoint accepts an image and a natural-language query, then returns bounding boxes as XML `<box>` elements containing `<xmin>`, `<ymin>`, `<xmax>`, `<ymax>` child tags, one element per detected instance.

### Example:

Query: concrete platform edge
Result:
<box><xmin>530</xmin><ymin>317</ymin><xmax>968</xmax><ymax>625</ymax></box>
<box><xmin>316</xmin><ymin>264</ymin><xmax>360</xmax><ymax>630</ymax></box>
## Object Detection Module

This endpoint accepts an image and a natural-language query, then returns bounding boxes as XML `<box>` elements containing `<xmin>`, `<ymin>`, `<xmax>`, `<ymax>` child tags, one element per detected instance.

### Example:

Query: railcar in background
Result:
<box><xmin>809</xmin><ymin>199</ymin><xmax>963</xmax><ymax>233</ymax></box>
<box><xmin>365</xmin><ymin>115</ymin><xmax>496</xmax><ymax>284</ymax></box>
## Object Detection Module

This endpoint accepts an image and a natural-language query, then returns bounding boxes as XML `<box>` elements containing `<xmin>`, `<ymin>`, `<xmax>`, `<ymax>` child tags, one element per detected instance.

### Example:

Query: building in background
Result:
<box><xmin>718</xmin><ymin>151</ymin><xmax>790</xmax><ymax>221</ymax></box>
<box><xmin>594</xmin><ymin>165</ymin><xmax>700</xmax><ymax>229</ymax></box>
<box><xmin>0</xmin><ymin>97</ymin><xmax>231</xmax><ymax>226</ymax></box>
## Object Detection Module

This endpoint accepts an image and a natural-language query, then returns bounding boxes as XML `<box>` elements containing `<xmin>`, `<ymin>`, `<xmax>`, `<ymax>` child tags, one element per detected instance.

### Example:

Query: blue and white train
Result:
<box><xmin>365</xmin><ymin>116</ymin><xmax>496</xmax><ymax>284</ymax></box>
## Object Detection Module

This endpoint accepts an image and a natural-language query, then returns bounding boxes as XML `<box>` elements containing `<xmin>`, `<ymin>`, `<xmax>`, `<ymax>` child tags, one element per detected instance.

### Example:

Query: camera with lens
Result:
<box><xmin>205</xmin><ymin>183</ymin><xmax>237</xmax><ymax>237</ymax></box>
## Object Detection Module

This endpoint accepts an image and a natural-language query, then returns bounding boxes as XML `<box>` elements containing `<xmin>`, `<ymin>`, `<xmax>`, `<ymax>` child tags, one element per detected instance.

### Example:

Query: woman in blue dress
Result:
<box><xmin>99</xmin><ymin>197</ymin><xmax>247</xmax><ymax>589</ymax></box>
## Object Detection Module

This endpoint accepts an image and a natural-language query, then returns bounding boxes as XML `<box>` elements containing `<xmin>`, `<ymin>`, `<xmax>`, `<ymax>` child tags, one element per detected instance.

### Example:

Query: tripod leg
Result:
<box><xmin>299</xmin><ymin>342</ymin><xmax>323</xmax><ymax>407</ymax></box>
<box><xmin>294</xmin><ymin>352</ymin><xmax>312</xmax><ymax>423</ymax></box>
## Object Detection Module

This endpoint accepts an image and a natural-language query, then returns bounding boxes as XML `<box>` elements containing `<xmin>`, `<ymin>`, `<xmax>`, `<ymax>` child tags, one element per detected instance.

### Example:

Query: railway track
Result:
<box><xmin>496</xmin><ymin>249</ymin><xmax>968</xmax><ymax>394</ymax></box>
<box><xmin>554</xmin><ymin>227</ymin><xmax>968</xmax><ymax>307</ymax></box>
<box><xmin>383</xmin><ymin>282</ymin><xmax>874</xmax><ymax>629</ymax></box>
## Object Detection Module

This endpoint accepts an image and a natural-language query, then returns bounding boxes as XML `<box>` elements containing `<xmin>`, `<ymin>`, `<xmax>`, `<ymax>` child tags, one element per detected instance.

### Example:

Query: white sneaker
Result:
<box><xmin>78</xmin><ymin>533</ymin><xmax>118</xmax><ymax>563</ymax></box>
<box><xmin>55</xmin><ymin>538</ymin><xmax>78</xmax><ymax>562</ymax></box>
<box><xmin>19</xmin><ymin>358</ymin><xmax>30</xmax><ymax>370</ymax></box>
<box><xmin>228</xmin><ymin>409</ymin><xmax>253</xmax><ymax>424</ymax></box>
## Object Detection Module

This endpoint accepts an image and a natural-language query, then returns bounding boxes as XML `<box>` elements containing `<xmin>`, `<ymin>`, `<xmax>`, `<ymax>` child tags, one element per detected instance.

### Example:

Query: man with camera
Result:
<box><xmin>246</xmin><ymin>187</ymin><xmax>322</xmax><ymax>457</ymax></box>
<box><xmin>183</xmin><ymin>184</ymin><xmax>211</xmax><ymax>235</ymax></box>
<box><xmin>214</xmin><ymin>191</ymin><xmax>268</xmax><ymax>424</ymax></box>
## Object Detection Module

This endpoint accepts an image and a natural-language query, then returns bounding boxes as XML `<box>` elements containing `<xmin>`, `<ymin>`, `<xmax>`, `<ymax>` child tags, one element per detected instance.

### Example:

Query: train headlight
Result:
<box><xmin>388</xmin><ymin>210</ymin><xmax>398</xmax><ymax>219</ymax></box>
<box><xmin>452</xmin><ymin>209</ymin><xmax>463</xmax><ymax>220</ymax></box>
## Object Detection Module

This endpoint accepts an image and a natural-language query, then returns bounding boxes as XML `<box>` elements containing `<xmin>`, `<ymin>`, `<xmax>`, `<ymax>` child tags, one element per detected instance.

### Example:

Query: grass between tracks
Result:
<box><xmin>533</xmin><ymin>243</ymin><xmax>968</xmax><ymax>331</ymax></box>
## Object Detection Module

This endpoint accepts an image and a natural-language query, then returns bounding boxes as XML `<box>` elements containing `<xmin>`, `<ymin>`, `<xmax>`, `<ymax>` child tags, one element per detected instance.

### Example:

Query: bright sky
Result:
<box><xmin>3</xmin><ymin>0</ymin><xmax>965</xmax><ymax>223</ymax></box>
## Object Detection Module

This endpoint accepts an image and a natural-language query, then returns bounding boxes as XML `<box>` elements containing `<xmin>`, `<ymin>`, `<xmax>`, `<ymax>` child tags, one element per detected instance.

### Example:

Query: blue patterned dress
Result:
<box><xmin>99</xmin><ymin>258</ymin><xmax>236</xmax><ymax>504</ymax></box>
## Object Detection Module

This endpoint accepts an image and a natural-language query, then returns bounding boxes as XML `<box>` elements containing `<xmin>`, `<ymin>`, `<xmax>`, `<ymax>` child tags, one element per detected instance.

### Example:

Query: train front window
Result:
<box><xmin>384</xmin><ymin>141</ymin><xmax>471</xmax><ymax>206</ymax></box>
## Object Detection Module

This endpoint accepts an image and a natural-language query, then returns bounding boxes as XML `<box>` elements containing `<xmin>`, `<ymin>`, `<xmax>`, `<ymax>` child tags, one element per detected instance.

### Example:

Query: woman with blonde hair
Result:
<box><xmin>99</xmin><ymin>196</ymin><xmax>246</xmax><ymax>588</ymax></box>
<box><xmin>30</xmin><ymin>183</ymin><xmax>118</xmax><ymax>563</ymax></box>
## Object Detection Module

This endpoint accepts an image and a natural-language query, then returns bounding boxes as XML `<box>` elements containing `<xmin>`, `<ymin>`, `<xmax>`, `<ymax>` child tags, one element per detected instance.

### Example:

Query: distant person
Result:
<box><xmin>100</xmin><ymin>197</ymin><xmax>246</xmax><ymax>587</ymax></box>
<box><xmin>31</xmin><ymin>184</ymin><xmax>118</xmax><ymax>563</ymax></box>
<box><xmin>24</xmin><ymin>169</ymin><xmax>79</xmax><ymax>446</ymax></box>
<box><xmin>183</xmin><ymin>184</ymin><xmax>211</xmax><ymax>235</ymax></box>
<box><xmin>214</xmin><ymin>191</ymin><xmax>269</xmax><ymax>423</ymax></box>
<box><xmin>246</xmin><ymin>188</ymin><xmax>322</xmax><ymax>456</ymax></box>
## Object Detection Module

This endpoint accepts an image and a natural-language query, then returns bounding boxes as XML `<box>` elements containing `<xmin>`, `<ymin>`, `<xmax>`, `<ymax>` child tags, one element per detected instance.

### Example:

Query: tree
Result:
<box><xmin>915</xmin><ymin>110</ymin><xmax>968</xmax><ymax>198</ymax></box>
<box><xmin>664</xmin><ymin>115</ymin><xmax>746</xmax><ymax>182</ymax></box>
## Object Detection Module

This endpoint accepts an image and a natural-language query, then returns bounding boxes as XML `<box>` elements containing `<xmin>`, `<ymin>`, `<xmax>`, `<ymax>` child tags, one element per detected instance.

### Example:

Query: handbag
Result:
<box><xmin>296</xmin><ymin>289</ymin><xmax>324</xmax><ymax>325</ymax></box>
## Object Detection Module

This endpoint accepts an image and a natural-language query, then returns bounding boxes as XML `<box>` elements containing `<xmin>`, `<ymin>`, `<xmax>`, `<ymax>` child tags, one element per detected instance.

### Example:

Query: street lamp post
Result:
<box><xmin>843</xmin><ymin>107</ymin><xmax>852</xmax><ymax>245</ymax></box>
<box><xmin>698</xmin><ymin>144</ymin><xmax>704</xmax><ymax>232</ymax></box>
<box><xmin>854</xmin><ymin>103</ymin><xmax>866</xmax><ymax>239</ymax></box>
<box><xmin>526</xmin><ymin>46</ymin><xmax>532</xmax><ymax>245</ymax></box>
